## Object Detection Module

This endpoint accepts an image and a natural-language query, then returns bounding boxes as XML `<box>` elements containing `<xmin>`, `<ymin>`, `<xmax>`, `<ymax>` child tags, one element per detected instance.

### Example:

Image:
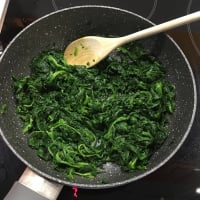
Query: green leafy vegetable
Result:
<box><xmin>0</xmin><ymin>104</ymin><xmax>7</xmax><ymax>114</ymax></box>
<box><xmin>13</xmin><ymin>42</ymin><xmax>175</xmax><ymax>180</ymax></box>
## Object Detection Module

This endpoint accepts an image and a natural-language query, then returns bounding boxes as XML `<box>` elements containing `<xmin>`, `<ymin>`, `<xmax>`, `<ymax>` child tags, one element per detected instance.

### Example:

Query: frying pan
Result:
<box><xmin>0</xmin><ymin>5</ymin><xmax>197</xmax><ymax>198</ymax></box>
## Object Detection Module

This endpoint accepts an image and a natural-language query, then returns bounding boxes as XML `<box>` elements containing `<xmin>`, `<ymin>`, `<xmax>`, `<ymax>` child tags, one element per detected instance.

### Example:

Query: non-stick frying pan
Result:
<box><xmin>0</xmin><ymin>5</ymin><xmax>197</xmax><ymax>198</ymax></box>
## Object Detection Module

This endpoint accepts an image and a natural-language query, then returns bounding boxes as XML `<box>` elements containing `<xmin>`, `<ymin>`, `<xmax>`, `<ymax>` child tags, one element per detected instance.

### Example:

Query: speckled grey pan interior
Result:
<box><xmin>0</xmin><ymin>6</ymin><xmax>197</xmax><ymax>189</ymax></box>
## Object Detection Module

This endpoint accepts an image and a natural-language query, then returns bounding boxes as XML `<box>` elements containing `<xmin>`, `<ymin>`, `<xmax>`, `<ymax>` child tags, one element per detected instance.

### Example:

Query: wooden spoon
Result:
<box><xmin>64</xmin><ymin>11</ymin><xmax>200</xmax><ymax>68</ymax></box>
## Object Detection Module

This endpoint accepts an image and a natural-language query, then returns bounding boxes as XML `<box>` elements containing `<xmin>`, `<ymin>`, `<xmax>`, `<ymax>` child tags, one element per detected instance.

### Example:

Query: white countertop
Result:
<box><xmin>0</xmin><ymin>0</ymin><xmax>9</xmax><ymax>32</ymax></box>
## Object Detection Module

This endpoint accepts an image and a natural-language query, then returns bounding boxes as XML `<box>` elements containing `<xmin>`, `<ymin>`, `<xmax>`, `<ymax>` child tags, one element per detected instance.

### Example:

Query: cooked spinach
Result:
<box><xmin>0</xmin><ymin>104</ymin><xmax>7</xmax><ymax>114</ymax></box>
<box><xmin>13</xmin><ymin>42</ymin><xmax>175</xmax><ymax>180</ymax></box>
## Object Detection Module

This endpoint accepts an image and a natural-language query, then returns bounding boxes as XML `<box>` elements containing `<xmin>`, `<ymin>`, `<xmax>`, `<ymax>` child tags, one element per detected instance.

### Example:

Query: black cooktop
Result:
<box><xmin>1</xmin><ymin>0</ymin><xmax>200</xmax><ymax>199</ymax></box>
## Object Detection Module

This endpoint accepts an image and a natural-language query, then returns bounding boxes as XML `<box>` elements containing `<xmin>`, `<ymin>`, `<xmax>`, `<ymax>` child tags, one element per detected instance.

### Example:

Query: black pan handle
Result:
<box><xmin>4</xmin><ymin>181</ymin><xmax>49</xmax><ymax>200</ymax></box>
<box><xmin>3</xmin><ymin>167</ymin><xmax>63</xmax><ymax>200</ymax></box>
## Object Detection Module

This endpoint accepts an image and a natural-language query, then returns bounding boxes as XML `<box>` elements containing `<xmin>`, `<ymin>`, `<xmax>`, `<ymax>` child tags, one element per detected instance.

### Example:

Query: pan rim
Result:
<box><xmin>0</xmin><ymin>5</ymin><xmax>197</xmax><ymax>189</ymax></box>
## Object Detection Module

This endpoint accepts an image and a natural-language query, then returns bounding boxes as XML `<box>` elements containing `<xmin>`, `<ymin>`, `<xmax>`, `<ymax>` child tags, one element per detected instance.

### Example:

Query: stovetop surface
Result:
<box><xmin>1</xmin><ymin>0</ymin><xmax>200</xmax><ymax>199</ymax></box>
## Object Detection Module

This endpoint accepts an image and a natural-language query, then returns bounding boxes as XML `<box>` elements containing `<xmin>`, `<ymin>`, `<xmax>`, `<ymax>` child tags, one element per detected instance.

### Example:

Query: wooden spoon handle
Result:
<box><xmin>118</xmin><ymin>11</ymin><xmax>200</xmax><ymax>45</ymax></box>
